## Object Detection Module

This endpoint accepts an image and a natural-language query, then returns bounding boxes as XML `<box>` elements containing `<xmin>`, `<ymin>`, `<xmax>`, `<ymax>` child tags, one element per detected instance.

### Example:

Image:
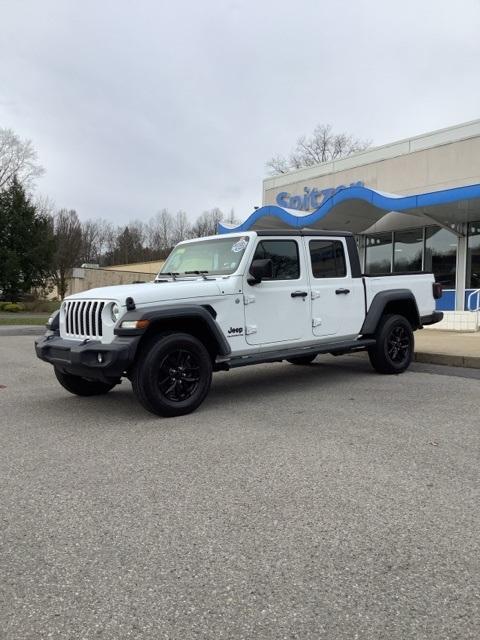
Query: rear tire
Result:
<box><xmin>286</xmin><ymin>355</ymin><xmax>317</xmax><ymax>365</ymax></box>
<box><xmin>132</xmin><ymin>332</ymin><xmax>212</xmax><ymax>417</ymax></box>
<box><xmin>368</xmin><ymin>314</ymin><xmax>414</xmax><ymax>374</ymax></box>
<box><xmin>54</xmin><ymin>368</ymin><xmax>117</xmax><ymax>396</ymax></box>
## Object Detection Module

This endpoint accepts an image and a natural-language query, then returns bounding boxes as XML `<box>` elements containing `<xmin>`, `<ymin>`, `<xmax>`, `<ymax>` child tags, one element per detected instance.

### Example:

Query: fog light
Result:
<box><xmin>97</xmin><ymin>353</ymin><xmax>104</xmax><ymax>363</ymax></box>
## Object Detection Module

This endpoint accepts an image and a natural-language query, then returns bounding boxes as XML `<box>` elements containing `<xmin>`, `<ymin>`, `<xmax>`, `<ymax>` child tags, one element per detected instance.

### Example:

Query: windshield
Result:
<box><xmin>159</xmin><ymin>236</ymin><xmax>250</xmax><ymax>277</ymax></box>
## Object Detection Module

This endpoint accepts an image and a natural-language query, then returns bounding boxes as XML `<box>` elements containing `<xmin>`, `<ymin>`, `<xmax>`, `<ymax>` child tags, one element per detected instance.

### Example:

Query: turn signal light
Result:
<box><xmin>120</xmin><ymin>319</ymin><xmax>150</xmax><ymax>330</ymax></box>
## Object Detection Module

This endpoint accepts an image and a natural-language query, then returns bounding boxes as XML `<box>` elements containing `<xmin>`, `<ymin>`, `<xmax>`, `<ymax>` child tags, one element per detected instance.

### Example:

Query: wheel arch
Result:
<box><xmin>361</xmin><ymin>290</ymin><xmax>421</xmax><ymax>336</ymax></box>
<box><xmin>117</xmin><ymin>305</ymin><xmax>231</xmax><ymax>365</ymax></box>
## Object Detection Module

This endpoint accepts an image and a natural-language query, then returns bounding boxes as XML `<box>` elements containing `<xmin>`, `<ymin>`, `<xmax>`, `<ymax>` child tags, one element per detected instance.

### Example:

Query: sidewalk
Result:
<box><xmin>415</xmin><ymin>330</ymin><xmax>480</xmax><ymax>369</ymax></box>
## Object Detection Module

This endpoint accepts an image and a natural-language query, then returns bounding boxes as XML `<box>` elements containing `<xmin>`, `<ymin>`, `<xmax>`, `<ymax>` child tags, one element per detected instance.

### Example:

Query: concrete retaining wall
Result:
<box><xmin>66</xmin><ymin>267</ymin><xmax>153</xmax><ymax>296</ymax></box>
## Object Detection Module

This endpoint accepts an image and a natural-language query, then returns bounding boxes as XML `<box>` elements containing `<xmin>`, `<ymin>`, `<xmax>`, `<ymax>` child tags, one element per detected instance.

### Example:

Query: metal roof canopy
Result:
<box><xmin>219</xmin><ymin>183</ymin><xmax>480</xmax><ymax>236</ymax></box>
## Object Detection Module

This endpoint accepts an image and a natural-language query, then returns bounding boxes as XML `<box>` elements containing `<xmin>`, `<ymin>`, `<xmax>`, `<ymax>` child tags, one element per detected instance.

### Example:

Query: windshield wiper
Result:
<box><xmin>185</xmin><ymin>270</ymin><xmax>210</xmax><ymax>280</ymax></box>
<box><xmin>157</xmin><ymin>271</ymin><xmax>179</xmax><ymax>281</ymax></box>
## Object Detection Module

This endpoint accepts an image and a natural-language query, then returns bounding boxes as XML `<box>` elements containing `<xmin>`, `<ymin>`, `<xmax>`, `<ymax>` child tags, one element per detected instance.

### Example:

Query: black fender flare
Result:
<box><xmin>114</xmin><ymin>304</ymin><xmax>231</xmax><ymax>356</ymax></box>
<box><xmin>360</xmin><ymin>289</ymin><xmax>421</xmax><ymax>335</ymax></box>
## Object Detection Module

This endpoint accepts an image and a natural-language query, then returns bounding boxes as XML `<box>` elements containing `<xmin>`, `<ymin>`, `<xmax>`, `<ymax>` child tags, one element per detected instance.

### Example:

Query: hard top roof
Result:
<box><xmin>255</xmin><ymin>229</ymin><xmax>353</xmax><ymax>237</ymax></box>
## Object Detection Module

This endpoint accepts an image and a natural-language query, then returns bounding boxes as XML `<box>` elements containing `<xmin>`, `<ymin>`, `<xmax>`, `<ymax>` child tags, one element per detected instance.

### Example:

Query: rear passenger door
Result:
<box><xmin>243</xmin><ymin>238</ymin><xmax>311</xmax><ymax>345</ymax></box>
<box><xmin>307</xmin><ymin>237</ymin><xmax>364</xmax><ymax>339</ymax></box>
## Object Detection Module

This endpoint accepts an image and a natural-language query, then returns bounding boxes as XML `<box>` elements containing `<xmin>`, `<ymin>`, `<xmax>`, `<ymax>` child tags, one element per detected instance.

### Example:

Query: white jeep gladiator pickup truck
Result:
<box><xmin>35</xmin><ymin>229</ymin><xmax>443</xmax><ymax>417</ymax></box>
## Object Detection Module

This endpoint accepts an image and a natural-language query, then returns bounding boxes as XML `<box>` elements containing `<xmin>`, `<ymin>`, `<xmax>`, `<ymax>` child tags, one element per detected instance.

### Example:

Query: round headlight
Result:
<box><xmin>111</xmin><ymin>303</ymin><xmax>120</xmax><ymax>322</ymax></box>
<box><xmin>46</xmin><ymin>309</ymin><xmax>60</xmax><ymax>330</ymax></box>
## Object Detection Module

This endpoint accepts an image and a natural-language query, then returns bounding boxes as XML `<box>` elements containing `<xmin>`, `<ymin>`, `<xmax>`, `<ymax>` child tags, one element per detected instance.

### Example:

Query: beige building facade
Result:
<box><xmin>66</xmin><ymin>266</ymin><xmax>156</xmax><ymax>296</ymax></box>
<box><xmin>62</xmin><ymin>261</ymin><xmax>165</xmax><ymax>296</ymax></box>
<box><xmin>263</xmin><ymin>120</ymin><xmax>480</xmax><ymax>207</ymax></box>
<box><xmin>259</xmin><ymin>120</ymin><xmax>480</xmax><ymax>329</ymax></box>
<box><xmin>103</xmin><ymin>260</ymin><xmax>165</xmax><ymax>275</ymax></box>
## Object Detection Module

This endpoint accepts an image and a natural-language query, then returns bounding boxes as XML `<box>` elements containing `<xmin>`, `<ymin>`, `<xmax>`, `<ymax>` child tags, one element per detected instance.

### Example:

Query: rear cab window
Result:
<box><xmin>309</xmin><ymin>239</ymin><xmax>347</xmax><ymax>278</ymax></box>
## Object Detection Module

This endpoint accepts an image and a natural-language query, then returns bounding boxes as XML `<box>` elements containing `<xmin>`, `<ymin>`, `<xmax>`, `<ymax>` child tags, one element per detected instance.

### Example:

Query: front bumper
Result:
<box><xmin>35</xmin><ymin>333</ymin><xmax>140</xmax><ymax>382</ymax></box>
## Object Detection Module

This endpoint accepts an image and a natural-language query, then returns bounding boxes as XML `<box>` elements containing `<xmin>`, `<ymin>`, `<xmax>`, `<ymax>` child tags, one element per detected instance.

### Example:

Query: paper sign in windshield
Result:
<box><xmin>231</xmin><ymin>238</ymin><xmax>248</xmax><ymax>253</ymax></box>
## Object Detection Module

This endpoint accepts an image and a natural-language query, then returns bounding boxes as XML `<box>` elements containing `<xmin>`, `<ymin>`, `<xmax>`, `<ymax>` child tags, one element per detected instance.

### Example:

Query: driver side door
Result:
<box><xmin>243</xmin><ymin>238</ymin><xmax>311</xmax><ymax>346</ymax></box>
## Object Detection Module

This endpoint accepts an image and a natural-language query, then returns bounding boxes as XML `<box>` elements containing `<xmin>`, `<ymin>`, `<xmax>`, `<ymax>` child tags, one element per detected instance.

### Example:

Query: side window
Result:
<box><xmin>252</xmin><ymin>240</ymin><xmax>300</xmax><ymax>280</ymax></box>
<box><xmin>309</xmin><ymin>240</ymin><xmax>347</xmax><ymax>278</ymax></box>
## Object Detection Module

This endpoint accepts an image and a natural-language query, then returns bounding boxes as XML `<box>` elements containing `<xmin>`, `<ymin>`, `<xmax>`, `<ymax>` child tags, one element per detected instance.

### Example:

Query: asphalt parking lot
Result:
<box><xmin>1</xmin><ymin>336</ymin><xmax>479</xmax><ymax>640</ymax></box>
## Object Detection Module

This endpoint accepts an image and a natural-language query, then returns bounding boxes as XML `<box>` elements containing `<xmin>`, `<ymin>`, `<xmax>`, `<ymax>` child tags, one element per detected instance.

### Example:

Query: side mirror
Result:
<box><xmin>248</xmin><ymin>258</ymin><xmax>273</xmax><ymax>285</ymax></box>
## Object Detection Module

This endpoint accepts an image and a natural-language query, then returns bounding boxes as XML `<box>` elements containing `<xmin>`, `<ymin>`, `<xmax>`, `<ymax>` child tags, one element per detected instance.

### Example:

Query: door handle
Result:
<box><xmin>291</xmin><ymin>291</ymin><xmax>308</xmax><ymax>298</ymax></box>
<box><xmin>335</xmin><ymin>288</ymin><xmax>350</xmax><ymax>295</ymax></box>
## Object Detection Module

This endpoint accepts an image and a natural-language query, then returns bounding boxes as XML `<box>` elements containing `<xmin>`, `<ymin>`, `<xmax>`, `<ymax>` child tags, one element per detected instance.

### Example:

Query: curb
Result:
<box><xmin>0</xmin><ymin>326</ymin><xmax>45</xmax><ymax>337</ymax></box>
<box><xmin>414</xmin><ymin>351</ymin><xmax>480</xmax><ymax>369</ymax></box>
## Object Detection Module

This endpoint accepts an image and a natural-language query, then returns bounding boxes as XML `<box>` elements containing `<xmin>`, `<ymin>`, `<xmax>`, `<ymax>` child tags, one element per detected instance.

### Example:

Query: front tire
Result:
<box><xmin>132</xmin><ymin>333</ymin><xmax>212</xmax><ymax>417</ymax></box>
<box><xmin>368</xmin><ymin>314</ymin><xmax>414</xmax><ymax>374</ymax></box>
<box><xmin>54</xmin><ymin>368</ymin><xmax>117</xmax><ymax>396</ymax></box>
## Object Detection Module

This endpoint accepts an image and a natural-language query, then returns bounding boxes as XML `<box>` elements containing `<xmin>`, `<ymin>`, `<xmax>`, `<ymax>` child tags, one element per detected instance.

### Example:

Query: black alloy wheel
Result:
<box><xmin>158</xmin><ymin>349</ymin><xmax>201</xmax><ymax>402</ymax></box>
<box><xmin>368</xmin><ymin>314</ymin><xmax>414</xmax><ymax>374</ymax></box>
<box><xmin>132</xmin><ymin>332</ymin><xmax>213</xmax><ymax>417</ymax></box>
<box><xmin>386</xmin><ymin>324</ymin><xmax>411</xmax><ymax>364</ymax></box>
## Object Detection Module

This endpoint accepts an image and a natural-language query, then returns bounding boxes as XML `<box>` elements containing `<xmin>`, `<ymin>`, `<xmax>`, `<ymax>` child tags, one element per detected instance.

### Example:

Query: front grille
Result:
<box><xmin>64</xmin><ymin>300</ymin><xmax>105</xmax><ymax>339</ymax></box>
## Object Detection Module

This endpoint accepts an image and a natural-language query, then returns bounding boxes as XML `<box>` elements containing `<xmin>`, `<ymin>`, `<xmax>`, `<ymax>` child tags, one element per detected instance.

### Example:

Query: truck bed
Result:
<box><xmin>363</xmin><ymin>273</ymin><xmax>437</xmax><ymax>319</ymax></box>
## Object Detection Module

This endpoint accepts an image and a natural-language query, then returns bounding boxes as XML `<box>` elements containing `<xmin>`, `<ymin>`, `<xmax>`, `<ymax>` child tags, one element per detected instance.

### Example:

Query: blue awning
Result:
<box><xmin>219</xmin><ymin>183</ymin><xmax>480</xmax><ymax>234</ymax></box>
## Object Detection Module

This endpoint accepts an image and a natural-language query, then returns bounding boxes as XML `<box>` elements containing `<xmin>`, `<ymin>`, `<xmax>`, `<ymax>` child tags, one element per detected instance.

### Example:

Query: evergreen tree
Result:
<box><xmin>111</xmin><ymin>226</ymin><xmax>145</xmax><ymax>265</ymax></box>
<box><xmin>0</xmin><ymin>178</ymin><xmax>55</xmax><ymax>300</ymax></box>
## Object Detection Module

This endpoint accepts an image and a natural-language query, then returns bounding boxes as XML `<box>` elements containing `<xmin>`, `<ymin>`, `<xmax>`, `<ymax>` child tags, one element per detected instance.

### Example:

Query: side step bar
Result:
<box><xmin>221</xmin><ymin>338</ymin><xmax>376</xmax><ymax>370</ymax></box>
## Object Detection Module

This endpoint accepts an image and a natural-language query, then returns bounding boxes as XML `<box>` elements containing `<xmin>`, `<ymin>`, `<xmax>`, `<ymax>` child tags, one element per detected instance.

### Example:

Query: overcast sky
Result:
<box><xmin>1</xmin><ymin>0</ymin><xmax>480</xmax><ymax>224</ymax></box>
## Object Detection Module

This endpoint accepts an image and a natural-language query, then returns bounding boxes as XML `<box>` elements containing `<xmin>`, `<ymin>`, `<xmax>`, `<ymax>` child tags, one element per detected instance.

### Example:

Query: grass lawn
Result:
<box><xmin>0</xmin><ymin>316</ymin><xmax>49</xmax><ymax>326</ymax></box>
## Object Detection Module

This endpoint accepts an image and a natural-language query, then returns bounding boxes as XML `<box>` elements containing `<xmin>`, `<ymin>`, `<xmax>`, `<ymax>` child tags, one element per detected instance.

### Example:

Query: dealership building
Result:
<box><xmin>221</xmin><ymin>119</ymin><xmax>480</xmax><ymax>330</ymax></box>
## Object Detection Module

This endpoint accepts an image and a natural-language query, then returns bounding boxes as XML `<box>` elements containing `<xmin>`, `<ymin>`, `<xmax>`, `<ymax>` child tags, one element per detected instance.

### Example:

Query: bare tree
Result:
<box><xmin>266</xmin><ymin>124</ymin><xmax>371</xmax><ymax>175</ymax></box>
<box><xmin>147</xmin><ymin>209</ymin><xmax>173</xmax><ymax>251</ymax></box>
<box><xmin>34</xmin><ymin>194</ymin><xmax>56</xmax><ymax>217</ymax></box>
<box><xmin>52</xmin><ymin>209</ymin><xmax>83</xmax><ymax>299</ymax></box>
<box><xmin>191</xmin><ymin>208</ymin><xmax>224</xmax><ymax>238</ymax></box>
<box><xmin>224</xmin><ymin>208</ymin><xmax>239</xmax><ymax>225</ymax></box>
<box><xmin>80</xmin><ymin>219</ymin><xmax>103</xmax><ymax>265</ymax></box>
<box><xmin>171</xmin><ymin>210</ymin><xmax>191</xmax><ymax>245</ymax></box>
<box><xmin>0</xmin><ymin>128</ymin><xmax>45</xmax><ymax>191</ymax></box>
<box><xmin>265</xmin><ymin>154</ymin><xmax>290</xmax><ymax>175</ymax></box>
<box><xmin>97</xmin><ymin>220</ymin><xmax>117</xmax><ymax>262</ymax></box>
<box><xmin>128</xmin><ymin>219</ymin><xmax>147</xmax><ymax>248</ymax></box>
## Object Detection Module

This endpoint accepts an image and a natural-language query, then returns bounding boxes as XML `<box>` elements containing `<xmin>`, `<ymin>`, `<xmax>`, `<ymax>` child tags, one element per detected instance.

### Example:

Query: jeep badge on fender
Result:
<box><xmin>228</xmin><ymin>327</ymin><xmax>243</xmax><ymax>336</ymax></box>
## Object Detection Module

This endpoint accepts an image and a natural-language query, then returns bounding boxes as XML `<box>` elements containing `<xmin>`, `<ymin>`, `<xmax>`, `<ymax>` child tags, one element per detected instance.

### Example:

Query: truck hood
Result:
<box><xmin>66</xmin><ymin>279</ymin><xmax>224</xmax><ymax>307</ymax></box>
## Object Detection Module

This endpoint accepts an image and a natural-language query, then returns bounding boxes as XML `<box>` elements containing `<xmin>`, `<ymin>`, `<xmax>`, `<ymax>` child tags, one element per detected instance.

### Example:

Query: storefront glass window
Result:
<box><xmin>424</xmin><ymin>227</ymin><xmax>457</xmax><ymax>288</ymax></box>
<box><xmin>393</xmin><ymin>230</ymin><xmax>423</xmax><ymax>272</ymax></box>
<box><xmin>365</xmin><ymin>234</ymin><xmax>392</xmax><ymax>274</ymax></box>
<box><xmin>467</xmin><ymin>223</ymin><xmax>480</xmax><ymax>289</ymax></box>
